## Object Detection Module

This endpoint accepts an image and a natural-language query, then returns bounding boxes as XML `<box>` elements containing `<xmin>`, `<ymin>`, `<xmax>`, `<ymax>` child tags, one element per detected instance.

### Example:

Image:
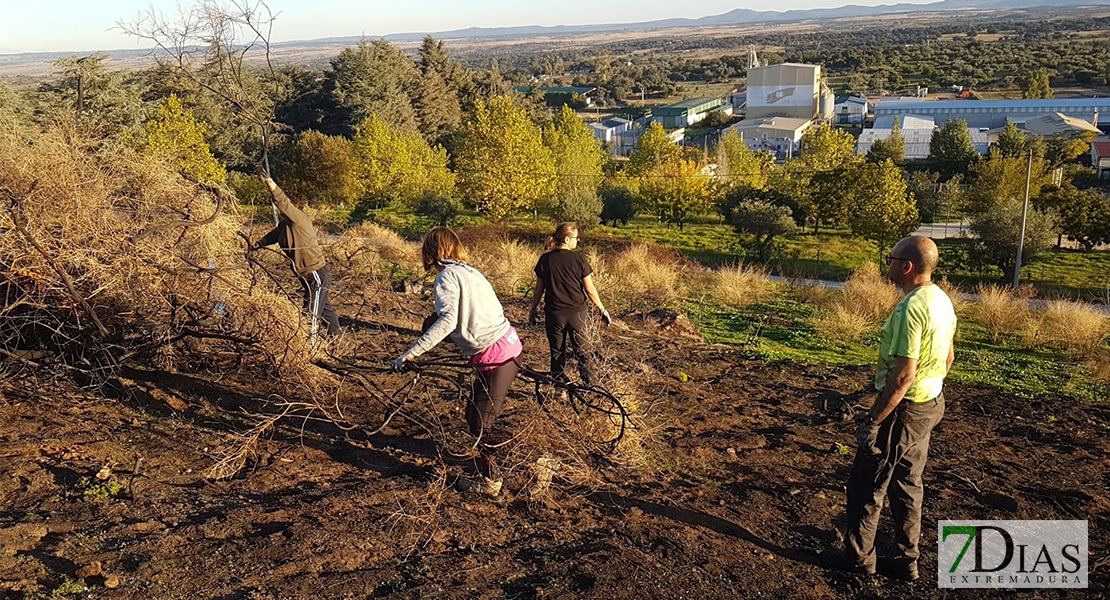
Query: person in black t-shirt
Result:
<box><xmin>529</xmin><ymin>222</ymin><xmax>611</xmax><ymax>387</ymax></box>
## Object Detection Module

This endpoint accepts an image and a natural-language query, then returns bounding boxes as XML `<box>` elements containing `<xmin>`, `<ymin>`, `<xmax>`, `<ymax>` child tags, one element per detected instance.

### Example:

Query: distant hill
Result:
<box><xmin>291</xmin><ymin>0</ymin><xmax>1110</xmax><ymax>44</ymax></box>
<box><xmin>1</xmin><ymin>0</ymin><xmax>1106</xmax><ymax>68</ymax></box>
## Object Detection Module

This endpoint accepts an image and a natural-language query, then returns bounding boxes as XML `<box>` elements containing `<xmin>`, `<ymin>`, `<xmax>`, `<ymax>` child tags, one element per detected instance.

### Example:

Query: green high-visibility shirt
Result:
<box><xmin>875</xmin><ymin>283</ymin><xmax>958</xmax><ymax>403</ymax></box>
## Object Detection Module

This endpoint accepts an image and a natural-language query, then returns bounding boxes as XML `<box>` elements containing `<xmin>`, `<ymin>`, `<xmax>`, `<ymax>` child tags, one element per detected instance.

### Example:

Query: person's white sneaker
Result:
<box><xmin>476</xmin><ymin>476</ymin><xmax>503</xmax><ymax>498</ymax></box>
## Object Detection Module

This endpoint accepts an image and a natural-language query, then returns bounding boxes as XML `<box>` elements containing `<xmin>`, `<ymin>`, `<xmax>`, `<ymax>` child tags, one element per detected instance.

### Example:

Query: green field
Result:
<box><xmin>688</xmin><ymin>298</ymin><xmax>1110</xmax><ymax>403</ymax></box>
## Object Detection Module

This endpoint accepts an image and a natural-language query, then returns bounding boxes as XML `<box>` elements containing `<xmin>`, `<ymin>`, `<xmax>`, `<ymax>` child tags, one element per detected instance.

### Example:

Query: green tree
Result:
<box><xmin>866</xmin><ymin>118</ymin><xmax>905</xmax><ymax>165</ymax></box>
<box><xmin>351</xmin><ymin>114</ymin><xmax>455</xmax><ymax>209</ymax></box>
<box><xmin>1037</xmin><ymin>185</ymin><xmax>1110</xmax><ymax>251</ymax></box>
<box><xmin>600</xmin><ymin>183</ymin><xmax>636</xmax><ymax>226</ymax></box>
<box><xmin>800</xmin><ymin>123</ymin><xmax>857</xmax><ymax>171</ymax></box>
<box><xmin>907</xmin><ymin>171</ymin><xmax>941</xmax><ymax>223</ymax></box>
<box><xmin>996</xmin><ymin>120</ymin><xmax>1029</xmax><ymax>158</ymax></box>
<box><xmin>969</xmin><ymin>199</ymin><xmax>1057</xmax><ymax>278</ymax></box>
<box><xmin>416</xmin><ymin>191</ymin><xmax>460</xmax><ymax>227</ymax></box>
<box><xmin>455</xmin><ymin>96</ymin><xmax>555</xmax><ymax>221</ymax></box>
<box><xmin>964</xmin><ymin>153</ymin><xmax>1054</xmax><ymax>216</ymax></box>
<box><xmin>327</xmin><ymin>39</ymin><xmax>420</xmax><ymax>136</ymax></box>
<box><xmin>637</xmin><ymin>158</ymin><xmax>712</xmax><ymax>229</ymax></box>
<box><xmin>716</xmin><ymin>130</ymin><xmax>773</xmax><ymax>192</ymax></box>
<box><xmin>552</xmin><ymin>188</ymin><xmax>603</xmax><ymax>228</ymax></box>
<box><xmin>413</xmin><ymin>67</ymin><xmax>461</xmax><ymax>144</ymax></box>
<box><xmin>284</xmin><ymin>130</ymin><xmax>361</xmax><ymax>207</ymax></box>
<box><xmin>627</xmin><ymin>122</ymin><xmax>679</xmax><ymax>177</ymax></box>
<box><xmin>1044</xmin><ymin>132</ymin><xmax>1096</xmax><ymax>168</ymax></box>
<box><xmin>1022</xmin><ymin>70</ymin><xmax>1054</xmax><ymax>100</ymax></box>
<box><xmin>419</xmin><ymin>35</ymin><xmax>474</xmax><ymax>109</ymax></box>
<box><xmin>927</xmin><ymin>119</ymin><xmax>978</xmax><ymax>177</ymax></box>
<box><xmin>732</xmin><ymin>200</ymin><xmax>797</xmax><ymax>262</ymax></box>
<box><xmin>544</xmin><ymin>105</ymin><xmax>607</xmax><ymax>201</ymax></box>
<box><xmin>144</xmin><ymin>94</ymin><xmax>227</xmax><ymax>186</ymax></box>
<box><xmin>849</xmin><ymin>160</ymin><xmax>919</xmax><ymax>253</ymax></box>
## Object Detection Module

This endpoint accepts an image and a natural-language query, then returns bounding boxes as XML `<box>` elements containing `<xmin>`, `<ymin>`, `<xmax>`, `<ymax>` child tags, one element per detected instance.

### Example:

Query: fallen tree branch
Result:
<box><xmin>3</xmin><ymin>182</ymin><xmax>110</xmax><ymax>339</ymax></box>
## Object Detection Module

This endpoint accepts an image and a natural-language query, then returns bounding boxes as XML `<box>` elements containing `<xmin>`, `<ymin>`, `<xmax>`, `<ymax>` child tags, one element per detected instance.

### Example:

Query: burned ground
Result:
<box><xmin>1</xmin><ymin>290</ymin><xmax>1107</xmax><ymax>600</ymax></box>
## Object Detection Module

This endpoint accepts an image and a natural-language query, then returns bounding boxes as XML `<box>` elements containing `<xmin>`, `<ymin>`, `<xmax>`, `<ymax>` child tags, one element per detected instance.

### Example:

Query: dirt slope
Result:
<box><xmin>1</xmin><ymin>291</ymin><xmax>1107</xmax><ymax>599</ymax></box>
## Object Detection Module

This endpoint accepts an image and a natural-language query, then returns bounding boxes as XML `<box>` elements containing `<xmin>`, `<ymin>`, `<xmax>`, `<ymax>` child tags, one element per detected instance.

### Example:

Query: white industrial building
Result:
<box><xmin>834</xmin><ymin>96</ymin><xmax>872</xmax><ymax>125</ymax></box>
<box><xmin>745</xmin><ymin>63</ymin><xmax>835</xmax><ymax>123</ymax></box>
<box><xmin>856</xmin><ymin>115</ymin><xmax>989</xmax><ymax>160</ymax></box>
<box><xmin>873</xmin><ymin>97</ymin><xmax>1110</xmax><ymax>129</ymax></box>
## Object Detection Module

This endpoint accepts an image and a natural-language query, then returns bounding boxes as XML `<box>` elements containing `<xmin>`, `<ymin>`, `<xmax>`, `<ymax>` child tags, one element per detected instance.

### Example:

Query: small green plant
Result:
<box><xmin>1047</xmin><ymin>415</ymin><xmax>1058</xmax><ymax>423</ymax></box>
<box><xmin>51</xmin><ymin>578</ymin><xmax>86</xmax><ymax>597</ymax></box>
<box><xmin>76</xmin><ymin>477</ymin><xmax>123</xmax><ymax>501</ymax></box>
<box><xmin>678</xmin><ymin>372</ymin><xmax>689</xmax><ymax>383</ymax></box>
<box><xmin>833</xmin><ymin>443</ymin><xmax>851</xmax><ymax>456</ymax></box>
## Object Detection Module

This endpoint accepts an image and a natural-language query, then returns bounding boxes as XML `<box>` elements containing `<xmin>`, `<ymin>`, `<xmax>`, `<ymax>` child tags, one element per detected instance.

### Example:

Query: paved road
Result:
<box><xmin>914</xmin><ymin>222</ymin><xmax>969</xmax><ymax>240</ymax></box>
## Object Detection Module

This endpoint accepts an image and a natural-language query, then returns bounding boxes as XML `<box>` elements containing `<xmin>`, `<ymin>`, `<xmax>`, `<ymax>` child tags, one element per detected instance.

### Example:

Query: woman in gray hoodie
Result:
<box><xmin>394</xmin><ymin>228</ymin><xmax>522</xmax><ymax>498</ymax></box>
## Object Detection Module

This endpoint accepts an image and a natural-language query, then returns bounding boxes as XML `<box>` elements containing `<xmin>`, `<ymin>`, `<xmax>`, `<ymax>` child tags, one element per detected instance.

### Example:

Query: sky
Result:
<box><xmin>0</xmin><ymin>0</ymin><xmax>938</xmax><ymax>54</ymax></box>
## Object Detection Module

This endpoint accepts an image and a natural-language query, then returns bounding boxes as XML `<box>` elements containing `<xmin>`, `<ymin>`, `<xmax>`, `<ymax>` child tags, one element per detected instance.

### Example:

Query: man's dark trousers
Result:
<box><xmin>845</xmin><ymin>393</ymin><xmax>945</xmax><ymax>572</ymax></box>
<box><xmin>299</xmin><ymin>265</ymin><xmax>341</xmax><ymax>338</ymax></box>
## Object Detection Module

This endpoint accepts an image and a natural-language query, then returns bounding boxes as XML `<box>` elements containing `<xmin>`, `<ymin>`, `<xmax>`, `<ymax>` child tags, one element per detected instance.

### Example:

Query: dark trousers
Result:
<box><xmin>845</xmin><ymin>393</ymin><xmax>945</xmax><ymax>571</ymax></box>
<box><xmin>545</xmin><ymin>309</ymin><xmax>595</xmax><ymax>386</ymax></box>
<box><xmin>298</xmin><ymin>265</ymin><xmax>341</xmax><ymax>338</ymax></box>
<box><xmin>468</xmin><ymin>357</ymin><xmax>520</xmax><ymax>479</ymax></box>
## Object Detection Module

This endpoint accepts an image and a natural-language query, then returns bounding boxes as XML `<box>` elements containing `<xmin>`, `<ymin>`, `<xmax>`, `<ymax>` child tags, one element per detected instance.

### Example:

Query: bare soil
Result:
<box><xmin>1</xmin><ymin>288</ymin><xmax>1107</xmax><ymax>599</ymax></box>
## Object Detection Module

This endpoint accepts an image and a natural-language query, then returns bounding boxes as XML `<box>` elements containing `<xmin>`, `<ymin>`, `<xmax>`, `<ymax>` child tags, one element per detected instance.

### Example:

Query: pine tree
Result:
<box><xmin>326</xmin><ymin>39</ymin><xmax>420</xmax><ymax>135</ymax></box>
<box><xmin>414</xmin><ymin>67</ymin><xmax>461</xmax><ymax>144</ymax></box>
<box><xmin>455</xmin><ymin>96</ymin><xmax>556</xmax><ymax>221</ymax></box>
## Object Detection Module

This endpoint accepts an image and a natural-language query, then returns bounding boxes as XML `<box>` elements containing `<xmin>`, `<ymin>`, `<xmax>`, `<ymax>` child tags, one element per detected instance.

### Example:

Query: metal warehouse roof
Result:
<box><xmin>875</xmin><ymin>98</ymin><xmax>1110</xmax><ymax>111</ymax></box>
<box><xmin>657</xmin><ymin>97</ymin><xmax>723</xmax><ymax>113</ymax></box>
<box><xmin>873</xmin><ymin>115</ymin><xmax>935</xmax><ymax>130</ymax></box>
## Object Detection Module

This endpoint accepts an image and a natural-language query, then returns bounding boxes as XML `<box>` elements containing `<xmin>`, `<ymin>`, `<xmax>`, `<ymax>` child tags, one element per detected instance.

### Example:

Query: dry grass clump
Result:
<box><xmin>327</xmin><ymin>221</ymin><xmax>420</xmax><ymax>281</ymax></box>
<box><xmin>807</xmin><ymin>262</ymin><xmax>901</xmax><ymax>342</ymax></box>
<box><xmin>813</xmin><ymin>302</ymin><xmax>874</xmax><ymax>342</ymax></box>
<box><xmin>975</xmin><ymin>284</ymin><xmax>1030</xmax><ymax>345</ymax></box>
<box><xmin>468</xmin><ymin>238</ymin><xmax>540</xmax><ymax>297</ymax></box>
<box><xmin>1022</xmin><ymin>300</ymin><xmax>1109</xmax><ymax>353</ymax></box>
<box><xmin>0</xmin><ymin>122</ymin><xmax>319</xmax><ymax>380</ymax></box>
<box><xmin>713</xmin><ymin>263</ymin><xmax>778</xmax><ymax>309</ymax></box>
<box><xmin>607</xmin><ymin>243</ymin><xmax>680</xmax><ymax>310</ymax></box>
<box><xmin>840</xmin><ymin>262</ymin><xmax>902</xmax><ymax>323</ymax></box>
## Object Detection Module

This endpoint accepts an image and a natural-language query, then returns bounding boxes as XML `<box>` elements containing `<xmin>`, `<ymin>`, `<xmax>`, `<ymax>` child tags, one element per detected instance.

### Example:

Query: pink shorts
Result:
<box><xmin>469</xmin><ymin>327</ymin><xmax>522</xmax><ymax>372</ymax></box>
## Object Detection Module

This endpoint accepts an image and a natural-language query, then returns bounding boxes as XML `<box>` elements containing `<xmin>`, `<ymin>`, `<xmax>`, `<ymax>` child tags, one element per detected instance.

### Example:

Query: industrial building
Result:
<box><xmin>589</xmin><ymin>117</ymin><xmax>632</xmax><ymax>144</ymax></box>
<box><xmin>856</xmin><ymin>115</ymin><xmax>989</xmax><ymax>160</ymax></box>
<box><xmin>873</xmin><ymin>97</ymin><xmax>1110</xmax><ymax>129</ymax></box>
<box><xmin>745</xmin><ymin>63</ymin><xmax>835</xmax><ymax>122</ymax></box>
<box><xmin>834</xmin><ymin>96</ymin><xmax>872</xmax><ymax>125</ymax></box>
<box><xmin>723</xmin><ymin>116</ymin><xmax>813</xmax><ymax>160</ymax></box>
<box><xmin>652</xmin><ymin>98</ymin><xmax>728</xmax><ymax>129</ymax></box>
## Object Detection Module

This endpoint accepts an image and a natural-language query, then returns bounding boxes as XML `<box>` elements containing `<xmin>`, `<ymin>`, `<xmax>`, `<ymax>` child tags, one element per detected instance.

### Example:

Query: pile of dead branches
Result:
<box><xmin>0</xmin><ymin>122</ymin><xmax>317</xmax><ymax>382</ymax></box>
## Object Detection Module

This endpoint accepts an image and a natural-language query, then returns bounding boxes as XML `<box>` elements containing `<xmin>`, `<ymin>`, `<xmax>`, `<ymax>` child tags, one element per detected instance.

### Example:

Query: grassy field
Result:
<box><xmin>304</xmin><ymin>208</ymin><xmax>1110</xmax><ymax>299</ymax></box>
<box><xmin>688</xmin><ymin>297</ymin><xmax>1110</xmax><ymax>403</ymax></box>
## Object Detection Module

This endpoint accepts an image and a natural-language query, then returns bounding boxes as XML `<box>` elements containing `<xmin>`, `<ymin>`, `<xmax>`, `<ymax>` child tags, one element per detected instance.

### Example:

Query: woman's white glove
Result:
<box><xmin>600</xmin><ymin>308</ymin><xmax>612</xmax><ymax>326</ymax></box>
<box><xmin>392</xmin><ymin>352</ymin><xmax>413</xmax><ymax>373</ymax></box>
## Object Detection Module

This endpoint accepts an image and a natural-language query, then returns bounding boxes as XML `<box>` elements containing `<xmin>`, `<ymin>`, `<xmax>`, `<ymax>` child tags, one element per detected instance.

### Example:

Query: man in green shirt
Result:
<box><xmin>843</xmin><ymin>236</ymin><xmax>956</xmax><ymax>581</ymax></box>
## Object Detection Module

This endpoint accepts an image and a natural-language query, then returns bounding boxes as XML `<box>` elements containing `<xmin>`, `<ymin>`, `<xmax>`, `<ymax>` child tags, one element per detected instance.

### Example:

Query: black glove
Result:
<box><xmin>855</xmin><ymin>417</ymin><xmax>881</xmax><ymax>455</ymax></box>
<box><xmin>600</xmin><ymin>309</ymin><xmax>612</xmax><ymax>327</ymax></box>
<box><xmin>254</xmin><ymin>163</ymin><xmax>270</xmax><ymax>180</ymax></box>
<box><xmin>528</xmin><ymin>308</ymin><xmax>539</xmax><ymax>326</ymax></box>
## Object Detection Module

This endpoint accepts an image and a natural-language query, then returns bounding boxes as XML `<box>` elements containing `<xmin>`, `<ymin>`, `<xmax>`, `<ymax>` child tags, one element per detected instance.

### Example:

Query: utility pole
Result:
<box><xmin>1013</xmin><ymin>149</ymin><xmax>1033</xmax><ymax>289</ymax></box>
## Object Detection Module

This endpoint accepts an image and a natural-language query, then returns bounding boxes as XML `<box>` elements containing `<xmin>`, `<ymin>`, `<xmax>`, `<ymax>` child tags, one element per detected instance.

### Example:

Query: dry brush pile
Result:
<box><xmin>0</xmin><ymin>123</ymin><xmax>318</xmax><ymax>383</ymax></box>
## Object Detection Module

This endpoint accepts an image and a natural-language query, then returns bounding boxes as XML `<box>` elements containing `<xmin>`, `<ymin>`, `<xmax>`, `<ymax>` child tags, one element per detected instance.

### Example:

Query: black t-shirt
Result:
<box><xmin>534</xmin><ymin>249</ymin><xmax>593</xmax><ymax>315</ymax></box>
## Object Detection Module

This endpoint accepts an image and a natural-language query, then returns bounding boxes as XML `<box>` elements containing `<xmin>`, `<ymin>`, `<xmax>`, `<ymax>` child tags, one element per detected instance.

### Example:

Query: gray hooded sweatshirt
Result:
<box><xmin>407</xmin><ymin>260</ymin><xmax>511</xmax><ymax>358</ymax></box>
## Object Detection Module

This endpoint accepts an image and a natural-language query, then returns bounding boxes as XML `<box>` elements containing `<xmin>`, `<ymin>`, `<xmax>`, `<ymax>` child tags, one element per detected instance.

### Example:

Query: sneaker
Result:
<box><xmin>475</xmin><ymin>476</ymin><xmax>503</xmax><ymax>498</ymax></box>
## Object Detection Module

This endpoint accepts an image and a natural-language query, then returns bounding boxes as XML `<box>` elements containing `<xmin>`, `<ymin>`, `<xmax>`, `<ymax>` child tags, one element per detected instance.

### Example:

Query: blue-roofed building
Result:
<box><xmin>873</xmin><ymin>97</ymin><xmax>1110</xmax><ymax>129</ymax></box>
